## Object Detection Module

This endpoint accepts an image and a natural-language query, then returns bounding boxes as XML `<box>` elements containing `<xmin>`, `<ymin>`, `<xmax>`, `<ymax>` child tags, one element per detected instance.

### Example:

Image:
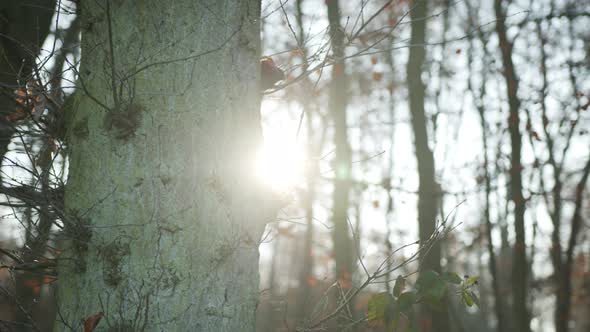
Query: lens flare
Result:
<box><xmin>255</xmin><ymin>138</ymin><xmax>305</xmax><ymax>192</ymax></box>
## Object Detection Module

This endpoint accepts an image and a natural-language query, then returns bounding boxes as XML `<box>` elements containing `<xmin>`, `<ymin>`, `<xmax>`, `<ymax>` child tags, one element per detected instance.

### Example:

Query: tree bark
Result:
<box><xmin>56</xmin><ymin>1</ymin><xmax>277</xmax><ymax>331</ymax></box>
<box><xmin>406</xmin><ymin>1</ymin><xmax>449</xmax><ymax>331</ymax></box>
<box><xmin>493</xmin><ymin>1</ymin><xmax>530</xmax><ymax>331</ymax></box>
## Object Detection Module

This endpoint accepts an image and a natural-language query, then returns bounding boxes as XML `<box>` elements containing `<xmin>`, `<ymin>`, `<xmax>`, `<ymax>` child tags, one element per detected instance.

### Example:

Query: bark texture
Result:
<box><xmin>56</xmin><ymin>1</ymin><xmax>276</xmax><ymax>331</ymax></box>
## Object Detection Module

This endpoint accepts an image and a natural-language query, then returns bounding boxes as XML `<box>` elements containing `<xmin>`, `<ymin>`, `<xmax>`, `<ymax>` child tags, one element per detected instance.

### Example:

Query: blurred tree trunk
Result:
<box><xmin>406</xmin><ymin>1</ymin><xmax>449</xmax><ymax>331</ymax></box>
<box><xmin>466</xmin><ymin>2</ymin><xmax>506</xmax><ymax>330</ymax></box>
<box><xmin>556</xmin><ymin>155</ymin><xmax>590</xmax><ymax>332</ymax></box>
<box><xmin>326</xmin><ymin>0</ymin><xmax>354</xmax><ymax>293</ymax></box>
<box><xmin>0</xmin><ymin>0</ymin><xmax>55</xmax><ymax>161</ymax></box>
<box><xmin>0</xmin><ymin>1</ymin><xmax>56</xmax><ymax>331</ymax></box>
<box><xmin>384</xmin><ymin>28</ymin><xmax>397</xmax><ymax>293</ymax></box>
<box><xmin>535</xmin><ymin>20</ymin><xmax>567</xmax><ymax>332</ymax></box>
<box><xmin>296</xmin><ymin>157</ymin><xmax>318</xmax><ymax>325</ymax></box>
<box><xmin>493</xmin><ymin>1</ymin><xmax>530</xmax><ymax>331</ymax></box>
<box><xmin>56</xmin><ymin>1</ymin><xmax>277</xmax><ymax>331</ymax></box>
<box><xmin>552</xmin><ymin>16</ymin><xmax>590</xmax><ymax>332</ymax></box>
<box><xmin>294</xmin><ymin>0</ymin><xmax>318</xmax><ymax>325</ymax></box>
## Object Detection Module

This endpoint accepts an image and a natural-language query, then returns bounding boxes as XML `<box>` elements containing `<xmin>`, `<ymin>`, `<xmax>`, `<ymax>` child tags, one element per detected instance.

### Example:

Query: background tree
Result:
<box><xmin>406</xmin><ymin>0</ymin><xmax>450</xmax><ymax>331</ymax></box>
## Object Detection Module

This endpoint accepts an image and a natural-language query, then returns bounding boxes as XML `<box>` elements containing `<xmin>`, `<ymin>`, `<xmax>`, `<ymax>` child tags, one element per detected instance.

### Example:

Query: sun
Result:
<box><xmin>255</xmin><ymin>133</ymin><xmax>306</xmax><ymax>192</ymax></box>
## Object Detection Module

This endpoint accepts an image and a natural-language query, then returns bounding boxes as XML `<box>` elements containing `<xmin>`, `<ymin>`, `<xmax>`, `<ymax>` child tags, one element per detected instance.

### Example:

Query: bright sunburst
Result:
<box><xmin>255</xmin><ymin>130</ymin><xmax>306</xmax><ymax>192</ymax></box>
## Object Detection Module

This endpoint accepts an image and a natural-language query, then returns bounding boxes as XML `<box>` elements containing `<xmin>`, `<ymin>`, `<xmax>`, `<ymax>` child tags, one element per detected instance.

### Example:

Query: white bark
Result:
<box><xmin>56</xmin><ymin>1</ymin><xmax>276</xmax><ymax>331</ymax></box>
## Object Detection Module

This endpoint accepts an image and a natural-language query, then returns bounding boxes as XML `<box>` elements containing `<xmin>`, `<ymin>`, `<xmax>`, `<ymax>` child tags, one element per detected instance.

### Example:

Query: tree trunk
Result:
<box><xmin>293</xmin><ymin>0</ymin><xmax>318</xmax><ymax>325</ymax></box>
<box><xmin>493</xmin><ymin>1</ymin><xmax>530</xmax><ymax>331</ymax></box>
<box><xmin>326</xmin><ymin>0</ymin><xmax>354</xmax><ymax>290</ymax></box>
<box><xmin>467</xmin><ymin>4</ymin><xmax>506</xmax><ymax>329</ymax></box>
<box><xmin>0</xmin><ymin>0</ymin><xmax>55</xmax><ymax>162</ymax></box>
<box><xmin>406</xmin><ymin>1</ymin><xmax>449</xmax><ymax>331</ymax></box>
<box><xmin>0</xmin><ymin>2</ymin><xmax>56</xmax><ymax>330</ymax></box>
<box><xmin>56</xmin><ymin>1</ymin><xmax>277</xmax><ymax>331</ymax></box>
<box><xmin>557</xmin><ymin>154</ymin><xmax>590</xmax><ymax>332</ymax></box>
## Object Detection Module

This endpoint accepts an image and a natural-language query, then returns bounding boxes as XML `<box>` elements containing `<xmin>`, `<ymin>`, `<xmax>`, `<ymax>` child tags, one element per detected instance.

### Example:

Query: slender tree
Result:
<box><xmin>326</xmin><ymin>0</ymin><xmax>354</xmax><ymax>291</ymax></box>
<box><xmin>552</xmin><ymin>17</ymin><xmax>590</xmax><ymax>332</ymax></box>
<box><xmin>466</xmin><ymin>2</ymin><xmax>506</xmax><ymax>330</ymax></box>
<box><xmin>293</xmin><ymin>0</ymin><xmax>320</xmax><ymax>325</ymax></box>
<box><xmin>493</xmin><ymin>0</ymin><xmax>529</xmax><ymax>331</ymax></box>
<box><xmin>406</xmin><ymin>1</ymin><xmax>449</xmax><ymax>331</ymax></box>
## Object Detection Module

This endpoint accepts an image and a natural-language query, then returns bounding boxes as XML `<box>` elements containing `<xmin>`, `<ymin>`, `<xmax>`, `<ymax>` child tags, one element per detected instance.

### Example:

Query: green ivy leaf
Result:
<box><xmin>425</xmin><ymin>279</ymin><xmax>448</xmax><ymax>301</ymax></box>
<box><xmin>466</xmin><ymin>276</ymin><xmax>479</xmax><ymax>286</ymax></box>
<box><xmin>467</xmin><ymin>290</ymin><xmax>480</xmax><ymax>307</ymax></box>
<box><xmin>416</xmin><ymin>270</ymin><xmax>440</xmax><ymax>291</ymax></box>
<box><xmin>442</xmin><ymin>272</ymin><xmax>462</xmax><ymax>285</ymax></box>
<box><xmin>462</xmin><ymin>290</ymin><xmax>474</xmax><ymax>307</ymax></box>
<box><xmin>396</xmin><ymin>291</ymin><xmax>417</xmax><ymax>312</ymax></box>
<box><xmin>393</xmin><ymin>275</ymin><xmax>406</xmax><ymax>297</ymax></box>
<box><xmin>386</xmin><ymin>312</ymin><xmax>400</xmax><ymax>332</ymax></box>
<box><xmin>368</xmin><ymin>292</ymin><xmax>394</xmax><ymax>322</ymax></box>
<box><xmin>416</xmin><ymin>270</ymin><xmax>447</xmax><ymax>302</ymax></box>
<box><xmin>407</xmin><ymin>324</ymin><xmax>420</xmax><ymax>332</ymax></box>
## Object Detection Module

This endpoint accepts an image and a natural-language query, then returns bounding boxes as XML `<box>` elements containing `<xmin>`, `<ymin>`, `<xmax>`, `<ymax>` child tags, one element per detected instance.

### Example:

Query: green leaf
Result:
<box><xmin>368</xmin><ymin>292</ymin><xmax>394</xmax><ymax>322</ymax></box>
<box><xmin>407</xmin><ymin>324</ymin><xmax>420</xmax><ymax>332</ymax></box>
<box><xmin>466</xmin><ymin>276</ymin><xmax>479</xmax><ymax>286</ymax></box>
<box><xmin>423</xmin><ymin>295</ymin><xmax>446</xmax><ymax>311</ymax></box>
<box><xmin>442</xmin><ymin>272</ymin><xmax>462</xmax><ymax>285</ymax></box>
<box><xmin>416</xmin><ymin>270</ymin><xmax>447</xmax><ymax>303</ymax></box>
<box><xmin>468</xmin><ymin>290</ymin><xmax>480</xmax><ymax>307</ymax></box>
<box><xmin>416</xmin><ymin>270</ymin><xmax>440</xmax><ymax>291</ymax></box>
<box><xmin>462</xmin><ymin>290</ymin><xmax>474</xmax><ymax>307</ymax></box>
<box><xmin>386</xmin><ymin>312</ymin><xmax>400</xmax><ymax>332</ymax></box>
<box><xmin>424</xmin><ymin>279</ymin><xmax>448</xmax><ymax>301</ymax></box>
<box><xmin>396</xmin><ymin>291</ymin><xmax>417</xmax><ymax>312</ymax></box>
<box><xmin>393</xmin><ymin>275</ymin><xmax>406</xmax><ymax>297</ymax></box>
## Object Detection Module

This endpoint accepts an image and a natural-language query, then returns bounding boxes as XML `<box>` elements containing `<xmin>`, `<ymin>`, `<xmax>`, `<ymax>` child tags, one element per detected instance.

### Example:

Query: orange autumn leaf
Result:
<box><xmin>291</xmin><ymin>49</ymin><xmax>303</xmax><ymax>58</ymax></box>
<box><xmin>83</xmin><ymin>312</ymin><xmax>104</xmax><ymax>332</ymax></box>
<box><xmin>372</xmin><ymin>72</ymin><xmax>383</xmax><ymax>82</ymax></box>
<box><xmin>338</xmin><ymin>277</ymin><xmax>352</xmax><ymax>290</ymax></box>
<box><xmin>338</xmin><ymin>271</ymin><xmax>352</xmax><ymax>289</ymax></box>
<box><xmin>277</xmin><ymin>225</ymin><xmax>296</xmax><ymax>238</ymax></box>
<box><xmin>261</xmin><ymin>57</ymin><xmax>285</xmax><ymax>90</ymax></box>
<box><xmin>306</xmin><ymin>276</ymin><xmax>318</xmax><ymax>287</ymax></box>
<box><xmin>8</xmin><ymin>81</ymin><xmax>48</xmax><ymax>122</ymax></box>
<box><xmin>22</xmin><ymin>279</ymin><xmax>41</xmax><ymax>296</ymax></box>
<box><xmin>333</xmin><ymin>63</ymin><xmax>344</xmax><ymax>77</ymax></box>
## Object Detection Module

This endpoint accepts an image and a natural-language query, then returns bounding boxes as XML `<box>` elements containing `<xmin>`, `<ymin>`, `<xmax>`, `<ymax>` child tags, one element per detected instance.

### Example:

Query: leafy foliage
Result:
<box><xmin>367</xmin><ymin>270</ymin><xmax>479</xmax><ymax>331</ymax></box>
